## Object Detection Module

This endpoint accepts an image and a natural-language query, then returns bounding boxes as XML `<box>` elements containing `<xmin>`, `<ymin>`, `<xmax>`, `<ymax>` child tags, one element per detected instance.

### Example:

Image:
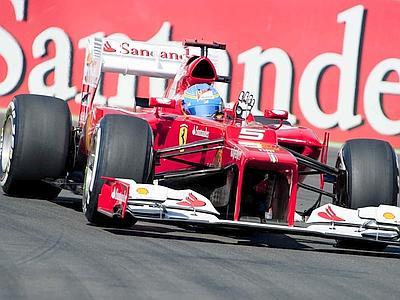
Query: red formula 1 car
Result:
<box><xmin>1</xmin><ymin>38</ymin><xmax>399</xmax><ymax>249</ymax></box>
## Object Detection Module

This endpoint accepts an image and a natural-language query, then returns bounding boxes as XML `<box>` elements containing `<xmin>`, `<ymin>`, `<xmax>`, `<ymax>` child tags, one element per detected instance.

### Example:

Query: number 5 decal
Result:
<box><xmin>238</xmin><ymin>128</ymin><xmax>265</xmax><ymax>140</ymax></box>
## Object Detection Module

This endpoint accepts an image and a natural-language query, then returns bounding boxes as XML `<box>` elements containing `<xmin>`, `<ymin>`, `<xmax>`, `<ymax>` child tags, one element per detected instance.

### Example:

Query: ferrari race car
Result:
<box><xmin>1</xmin><ymin>38</ymin><xmax>399</xmax><ymax>249</ymax></box>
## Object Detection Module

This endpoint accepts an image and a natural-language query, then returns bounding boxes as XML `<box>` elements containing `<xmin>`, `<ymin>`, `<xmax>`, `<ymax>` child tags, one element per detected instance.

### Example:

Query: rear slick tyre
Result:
<box><xmin>0</xmin><ymin>94</ymin><xmax>71</xmax><ymax>199</ymax></box>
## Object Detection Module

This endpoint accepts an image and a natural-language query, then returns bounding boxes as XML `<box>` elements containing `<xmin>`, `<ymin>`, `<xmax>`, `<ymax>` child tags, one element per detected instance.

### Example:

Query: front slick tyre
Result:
<box><xmin>338</xmin><ymin>139</ymin><xmax>399</xmax><ymax>209</ymax></box>
<box><xmin>336</xmin><ymin>139</ymin><xmax>399</xmax><ymax>251</ymax></box>
<box><xmin>83</xmin><ymin>115</ymin><xmax>153</xmax><ymax>226</ymax></box>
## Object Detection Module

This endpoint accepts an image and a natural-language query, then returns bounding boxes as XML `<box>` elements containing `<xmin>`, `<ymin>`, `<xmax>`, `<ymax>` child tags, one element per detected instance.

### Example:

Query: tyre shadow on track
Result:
<box><xmin>104</xmin><ymin>223</ymin><xmax>311</xmax><ymax>250</ymax></box>
<box><xmin>51</xmin><ymin>195</ymin><xmax>400</xmax><ymax>259</ymax></box>
<box><xmin>104</xmin><ymin>227</ymin><xmax>312</xmax><ymax>252</ymax></box>
<box><xmin>51</xmin><ymin>196</ymin><xmax>82</xmax><ymax>212</ymax></box>
<box><xmin>104</xmin><ymin>223</ymin><xmax>400</xmax><ymax>259</ymax></box>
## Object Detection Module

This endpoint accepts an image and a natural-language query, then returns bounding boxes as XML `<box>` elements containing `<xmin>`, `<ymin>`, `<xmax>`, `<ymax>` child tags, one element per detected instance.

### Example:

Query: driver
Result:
<box><xmin>182</xmin><ymin>83</ymin><xmax>224</xmax><ymax>118</ymax></box>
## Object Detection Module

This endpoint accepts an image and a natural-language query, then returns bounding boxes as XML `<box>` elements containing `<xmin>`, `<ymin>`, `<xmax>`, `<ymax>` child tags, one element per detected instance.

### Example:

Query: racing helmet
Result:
<box><xmin>182</xmin><ymin>83</ymin><xmax>223</xmax><ymax>118</ymax></box>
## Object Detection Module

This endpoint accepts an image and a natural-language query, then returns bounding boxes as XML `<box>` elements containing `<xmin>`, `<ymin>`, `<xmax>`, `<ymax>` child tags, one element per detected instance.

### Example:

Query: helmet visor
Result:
<box><xmin>186</xmin><ymin>104</ymin><xmax>223</xmax><ymax>118</ymax></box>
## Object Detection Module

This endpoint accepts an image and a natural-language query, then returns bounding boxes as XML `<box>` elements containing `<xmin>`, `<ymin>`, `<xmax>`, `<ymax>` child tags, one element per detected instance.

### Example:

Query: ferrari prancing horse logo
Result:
<box><xmin>179</xmin><ymin>124</ymin><xmax>188</xmax><ymax>146</ymax></box>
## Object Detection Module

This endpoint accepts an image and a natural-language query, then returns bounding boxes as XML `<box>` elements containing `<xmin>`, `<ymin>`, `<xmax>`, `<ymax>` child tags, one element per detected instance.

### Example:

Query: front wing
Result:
<box><xmin>97</xmin><ymin>177</ymin><xmax>400</xmax><ymax>247</ymax></box>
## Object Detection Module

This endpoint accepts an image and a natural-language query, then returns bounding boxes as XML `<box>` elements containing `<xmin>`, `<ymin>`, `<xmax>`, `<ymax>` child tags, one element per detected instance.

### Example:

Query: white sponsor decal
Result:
<box><xmin>111</xmin><ymin>188</ymin><xmax>127</xmax><ymax>202</ymax></box>
<box><xmin>266</xmin><ymin>151</ymin><xmax>278</xmax><ymax>163</ymax></box>
<box><xmin>238</xmin><ymin>128</ymin><xmax>265</xmax><ymax>140</ymax></box>
<box><xmin>237</xmin><ymin>140</ymin><xmax>278</xmax><ymax>163</ymax></box>
<box><xmin>238</xmin><ymin>140</ymin><xmax>262</xmax><ymax>149</ymax></box>
<box><xmin>230</xmin><ymin>148</ymin><xmax>242</xmax><ymax>161</ymax></box>
<box><xmin>119</xmin><ymin>42</ymin><xmax>190</xmax><ymax>61</ymax></box>
<box><xmin>155</xmin><ymin>97</ymin><xmax>172</xmax><ymax>105</ymax></box>
<box><xmin>192</xmin><ymin>125</ymin><xmax>210</xmax><ymax>138</ymax></box>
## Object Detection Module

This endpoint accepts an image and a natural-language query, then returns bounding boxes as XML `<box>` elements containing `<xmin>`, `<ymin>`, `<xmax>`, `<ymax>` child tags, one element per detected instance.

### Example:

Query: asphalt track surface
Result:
<box><xmin>1</xmin><ymin>149</ymin><xmax>400</xmax><ymax>300</ymax></box>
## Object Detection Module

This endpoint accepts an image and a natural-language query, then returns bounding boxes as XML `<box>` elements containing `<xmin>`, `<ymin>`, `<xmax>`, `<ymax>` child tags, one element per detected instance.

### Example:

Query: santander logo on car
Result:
<box><xmin>192</xmin><ymin>125</ymin><xmax>210</xmax><ymax>138</ymax></box>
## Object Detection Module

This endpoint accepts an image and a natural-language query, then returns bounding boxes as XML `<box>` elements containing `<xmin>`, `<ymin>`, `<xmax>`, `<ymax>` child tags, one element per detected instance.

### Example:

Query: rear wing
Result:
<box><xmin>83</xmin><ymin>37</ymin><xmax>230</xmax><ymax>88</ymax></box>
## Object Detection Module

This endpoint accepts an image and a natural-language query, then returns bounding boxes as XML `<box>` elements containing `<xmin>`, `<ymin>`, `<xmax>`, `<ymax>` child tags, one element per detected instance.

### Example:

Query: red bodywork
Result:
<box><xmin>79</xmin><ymin>43</ymin><xmax>324</xmax><ymax>226</ymax></box>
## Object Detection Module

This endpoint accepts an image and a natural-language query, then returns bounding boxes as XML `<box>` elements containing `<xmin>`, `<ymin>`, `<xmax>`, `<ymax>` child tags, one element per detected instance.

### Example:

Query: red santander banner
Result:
<box><xmin>1</xmin><ymin>0</ymin><xmax>399</xmax><ymax>147</ymax></box>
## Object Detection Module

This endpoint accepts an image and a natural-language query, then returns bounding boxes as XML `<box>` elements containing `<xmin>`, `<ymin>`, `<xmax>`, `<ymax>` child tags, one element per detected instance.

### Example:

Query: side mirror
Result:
<box><xmin>264</xmin><ymin>109</ymin><xmax>288</xmax><ymax>120</ymax></box>
<box><xmin>149</xmin><ymin>97</ymin><xmax>176</xmax><ymax>109</ymax></box>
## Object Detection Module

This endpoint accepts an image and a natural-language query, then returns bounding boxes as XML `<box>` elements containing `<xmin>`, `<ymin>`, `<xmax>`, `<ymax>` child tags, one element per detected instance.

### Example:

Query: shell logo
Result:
<box><xmin>383</xmin><ymin>212</ymin><xmax>396</xmax><ymax>220</ymax></box>
<box><xmin>136</xmin><ymin>187</ymin><xmax>149</xmax><ymax>195</ymax></box>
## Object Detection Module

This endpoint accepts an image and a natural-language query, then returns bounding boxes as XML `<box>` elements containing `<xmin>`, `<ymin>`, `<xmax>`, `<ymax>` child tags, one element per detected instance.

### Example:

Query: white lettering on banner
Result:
<box><xmin>210</xmin><ymin>49</ymin><xmax>231</xmax><ymax>103</ymax></box>
<box><xmin>298</xmin><ymin>5</ymin><xmax>364</xmax><ymax>130</ymax></box>
<box><xmin>148</xmin><ymin>22</ymin><xmax>171</xmax><ymax>98</ymax></box>
<box><xmin>238</xmin><ymin>128</ymin><xmax>265</xmax><ymax>140</ymax></box>
<box><xmin>238</xmin><ymin>47</ymin><xmax>295</xmax><ymax>123</ymax></box>
<box><xmin>105</xmin><ymin>33</ymin><xmax>137</xmax><ymax>108</ymax></box>
<box><xmin>10</xmin><ymin>0</ymin><xmax>27</xmax><ymax>21</ymax></box>
<box><xmin>364</xmin><ymin>58</ymin><xmax>400</xmax><ymax>135</ymax></box>
<box><xmin>0</xmin><ymin>27</ymin><xmax>24</xmax><ymax>95</ymax></box>
<box><xmin>1</xmin><ymin>3</ymin><xmax>400</xmax><ymax>142</ymax></box>
<box><xmin>28</xmin><ymin>27</ymin><xmax>77</xmax><ymax>100</ymax></box>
